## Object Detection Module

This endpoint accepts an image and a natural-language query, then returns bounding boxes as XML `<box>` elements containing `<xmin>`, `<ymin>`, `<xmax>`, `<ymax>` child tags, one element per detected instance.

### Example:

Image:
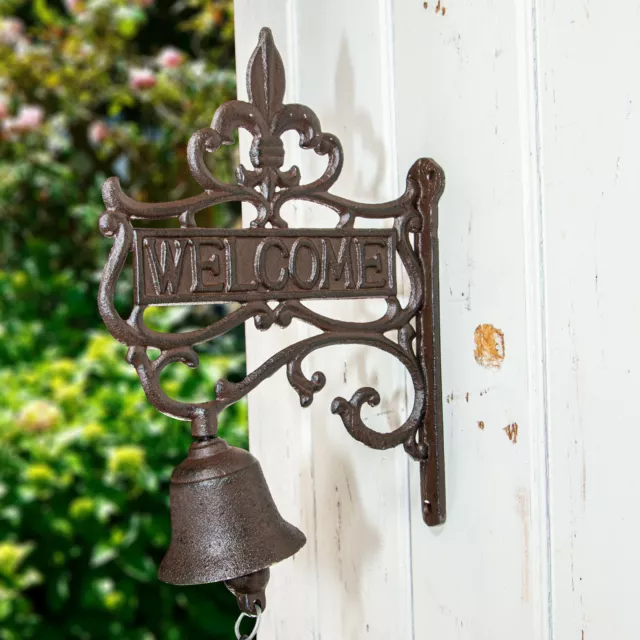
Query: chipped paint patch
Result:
<box><xmin>477</xmin><ymin>420</ymin><xmax>485</xmax><ymax>430</ymax></box>
<box><xmin>433</xmin><ymin>0</ymin><xmax>446</xmax><ymax>14</ymax></box>
<box><xmin>504</xmin><ymin>422</ymin><xmax>519</xmax><ymax>443</ymax></box>
<box><xmin>474</xmin><ymin>324</ymin><xmax>505</xmax><ymax>369</ymax></box>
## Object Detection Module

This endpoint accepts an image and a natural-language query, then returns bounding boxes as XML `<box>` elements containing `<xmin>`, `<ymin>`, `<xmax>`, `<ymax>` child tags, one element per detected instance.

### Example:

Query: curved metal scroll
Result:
<box><xmin>98</xmin><ymin>28</ymin><xmax>445</xmax><ymax>525</ymax></box>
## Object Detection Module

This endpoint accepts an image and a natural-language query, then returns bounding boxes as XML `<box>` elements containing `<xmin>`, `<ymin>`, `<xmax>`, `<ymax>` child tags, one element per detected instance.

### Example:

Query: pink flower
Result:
<box><xmin>88</xmin><ymin>120</ymin><xmax>110</xmax><ymax>144</ymax></box>
<box><xmin>0</xmin><ymin>18</ymin><xmax>24</xmax><ymax>45</ymax></box>
<box><xmin>129</xmin><ymin>68</ymin><xmax>157</xmax><ymax>90</ymax></box>
<box><xmin>4</xmin><ymin>105</ymin><xmax>44</xmax><ymax>135</ymax></box>
<box><xmin>157</xmin><ymin>47</ymin><xmax>185</xmax><ymax>69</ymax></box>
<box><xmin>3</xmin><ymin>105</ymin><xmax>45</xmax><ymax>135</ymax></box>
<box><xmin>0</xmin><ymin>97</ymin><xmax>8</xmax><ymax>120</ymax></box>
<box><xmin>17</xmin><ymin>105</ymin><xmax>44</xmax><ymax>129</ymax></box>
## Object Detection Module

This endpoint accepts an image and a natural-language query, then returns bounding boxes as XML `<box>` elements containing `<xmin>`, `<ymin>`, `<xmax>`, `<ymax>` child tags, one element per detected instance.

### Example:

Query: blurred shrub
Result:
<box><xmin>0</xmin><ymin>332</ymin><xmax>247</xmax><ymax>639</ymax></box>
<box><xmin>0</xmin><ymin>0</ymin><xmax>239</xmax><ymax>362</ymax></box>
<box><xmin>0</xmin><ymin>1</ymin><xmax>248</xmax><ymax>638</ymax></box>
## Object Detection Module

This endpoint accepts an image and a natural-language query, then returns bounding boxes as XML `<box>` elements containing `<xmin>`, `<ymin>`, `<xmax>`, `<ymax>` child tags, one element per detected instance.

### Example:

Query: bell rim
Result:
<box><xmin>157</xmin><ymin>526</ymin><xmax>306</xmax><ymax>586</ymax></box>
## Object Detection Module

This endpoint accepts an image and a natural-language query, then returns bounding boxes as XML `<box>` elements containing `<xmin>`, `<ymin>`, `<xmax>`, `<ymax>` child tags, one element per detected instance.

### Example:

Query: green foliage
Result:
<box><xmin>0</xmin><ymin>333</ymin><xmax>247</xmax><ymax>639</ymax></box>
<box><xmin>0</xmin><ymin>1</ymin><xmax>247</xmax><ymax>637</ymax></box>
<box><xmin>0</xmin><ymin>0</ymin><xmax>239</xmax><ymax>362</ymax></box>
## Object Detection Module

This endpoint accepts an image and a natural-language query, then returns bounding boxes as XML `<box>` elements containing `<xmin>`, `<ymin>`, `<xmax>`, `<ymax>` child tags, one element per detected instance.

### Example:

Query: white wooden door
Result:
<box><xmin>234</xmin><ymin>1</ymin><xmax>640</xmax><ymax>638</ymax></box>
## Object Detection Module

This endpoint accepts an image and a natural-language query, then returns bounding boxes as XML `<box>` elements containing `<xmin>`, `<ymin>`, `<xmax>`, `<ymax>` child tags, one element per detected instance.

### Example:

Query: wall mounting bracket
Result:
<box><xmin>98</xmin><ymin>27</ymin><xmax>446</xmax><ymax>526</ymax></box>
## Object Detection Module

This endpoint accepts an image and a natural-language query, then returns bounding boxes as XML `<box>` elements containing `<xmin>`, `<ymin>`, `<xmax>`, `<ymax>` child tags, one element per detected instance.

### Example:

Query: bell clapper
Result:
<box><xmin>234</xmin><ymin>604</ymin><xmax>262</xmax><ymax>640</ymax></box>
<box><xmin>225</xmin><ymin>567</ymin><xmax>269</xmax><ymax>615</ymax></box>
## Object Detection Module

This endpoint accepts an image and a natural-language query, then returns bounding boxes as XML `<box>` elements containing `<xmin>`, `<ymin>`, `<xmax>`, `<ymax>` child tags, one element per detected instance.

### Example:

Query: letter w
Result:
<box><xmin>144</xmin><ymin>238</ymin><xmax>189</xmax><ymax>296</ymax></box>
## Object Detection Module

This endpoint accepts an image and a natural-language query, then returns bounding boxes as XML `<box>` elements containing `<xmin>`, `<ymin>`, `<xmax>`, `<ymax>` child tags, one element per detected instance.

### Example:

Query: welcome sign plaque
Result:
<box><xmin>135</xmin><ymin>228</ymin><xmax>396</xmax><ymax>305</ymax></box>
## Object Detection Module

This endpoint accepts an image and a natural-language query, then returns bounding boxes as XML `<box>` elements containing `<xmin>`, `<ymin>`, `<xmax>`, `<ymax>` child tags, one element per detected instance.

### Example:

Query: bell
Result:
<box><xmin>159</xmin><ymin>437</ymin><xmax>306</xmax><ymax>613</ymax></box>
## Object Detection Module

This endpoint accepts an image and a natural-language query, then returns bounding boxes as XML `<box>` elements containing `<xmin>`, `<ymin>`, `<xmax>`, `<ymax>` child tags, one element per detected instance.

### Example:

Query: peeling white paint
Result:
<box><xmin>235</xmin><ymin>0</ymin><xmax>639</xmax><ymax>637</ymax></box>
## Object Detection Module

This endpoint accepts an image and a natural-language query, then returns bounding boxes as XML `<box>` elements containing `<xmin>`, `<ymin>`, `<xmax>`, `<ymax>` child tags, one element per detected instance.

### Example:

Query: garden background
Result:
<box><xmin>0</xmin><ymin>1</ymin><xmax>247</xmax><ymax>637</ymax></box>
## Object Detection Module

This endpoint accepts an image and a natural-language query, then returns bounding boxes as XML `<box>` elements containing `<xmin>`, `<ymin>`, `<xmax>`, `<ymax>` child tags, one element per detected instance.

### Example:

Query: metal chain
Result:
<box><xmin>234</xmin><ymin>604</ymin><xmax>262</xmax><ymax>640</ymax></box>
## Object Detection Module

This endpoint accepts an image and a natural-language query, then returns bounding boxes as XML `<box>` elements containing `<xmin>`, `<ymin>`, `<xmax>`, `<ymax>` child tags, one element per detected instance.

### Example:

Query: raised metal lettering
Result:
<box><xmin>144</xmin><ymin>238</ymin><xmax>190</xmax><ymax>296</ymax></box>
<box><xmin>255</xmin><ymin>238</ymin><xmax>289</xmax><ymax>290</ymax></box>
<box><xmin>225</xmin><ymin>237</ymin><xmax>258</xmax><ymax>292</ymax></box>
<box><xmin>319</xmin><ymin>237</ymin><xmax>353</xmax><ymax>290</ymax></box>
<box><xmin>289</xmin><ymin>238</ymin><xmax>320</xmax><ymax>290</ymax></box>
<box><xmin>355</xmin><ymin>238</ymin><xmax>387</xmax><ymax>289</ymax></box>
<box><xmin>191</xmin><ymin>239</ymin><xmax>225</xmax><ymax>293</ymax></box>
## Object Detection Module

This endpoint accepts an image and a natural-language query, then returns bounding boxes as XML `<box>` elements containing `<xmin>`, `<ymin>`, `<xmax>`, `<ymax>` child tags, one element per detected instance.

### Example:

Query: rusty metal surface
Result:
<box><xmin>413</xmin><ymin>162</ymin><xmax>447</xmax><ymax>526</ymax></box>
<box><xmin>98</xmin><ymin>25</ymin><xmax>446</xmax><ymax>609</ymax></box>
<box><xmin>225</xmin><ymin>568</ymin><xmax>270</xmax><ymax>617</ymax></box>
<box><xmin>158</xmin><ymin>439</ymin><xmax>305</xmax><ymax>609</ymax></box>
<box><xmin>134</xmin><ymin>227</ymin><xmax>397</xmax><ymax>305</ymax></box>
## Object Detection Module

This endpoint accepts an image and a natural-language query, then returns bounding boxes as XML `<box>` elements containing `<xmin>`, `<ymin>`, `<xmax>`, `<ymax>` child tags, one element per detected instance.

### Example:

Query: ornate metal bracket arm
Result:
<box><xmin>97</xmin><ymin>28</ymin><xmax>446</xmax><ymax>526</ymax></box>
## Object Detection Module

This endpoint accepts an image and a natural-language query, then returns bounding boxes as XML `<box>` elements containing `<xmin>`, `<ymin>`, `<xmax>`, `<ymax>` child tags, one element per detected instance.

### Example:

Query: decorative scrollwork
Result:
<box><xmin>97</xmin><ymin>26</ymin><xmax>445</xmax><ymax>487</ymax></box>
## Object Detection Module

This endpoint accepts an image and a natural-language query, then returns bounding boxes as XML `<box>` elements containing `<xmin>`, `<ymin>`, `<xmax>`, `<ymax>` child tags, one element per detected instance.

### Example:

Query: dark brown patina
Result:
<box><xmin>135</xmin><ymin>227</ymin><xmax>396</xmax><ymax>305</ymax></box>
<box><xmin>97</xmin><ymin>27</ymin><xmax>446</xmax><ymax>616</ymax></box>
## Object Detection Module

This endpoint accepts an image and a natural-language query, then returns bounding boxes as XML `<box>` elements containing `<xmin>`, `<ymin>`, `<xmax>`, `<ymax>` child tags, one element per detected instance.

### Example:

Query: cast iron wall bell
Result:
<box><xmin>158</xmin><ymin>438</ymin><xmax>305</xmax><ymax>614</ymax></box>
<box><xmin>97</xmin><ymin>27</ymin><xmax>445</xmax><ymax>632</ymax></box>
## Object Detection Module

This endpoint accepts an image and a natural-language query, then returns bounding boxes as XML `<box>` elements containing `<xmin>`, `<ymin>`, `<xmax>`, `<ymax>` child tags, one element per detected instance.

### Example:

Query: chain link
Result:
<box><xmin>234</xmin><ymin>604</ymin><xmax>262</xmax><ymax>640</ymax></box>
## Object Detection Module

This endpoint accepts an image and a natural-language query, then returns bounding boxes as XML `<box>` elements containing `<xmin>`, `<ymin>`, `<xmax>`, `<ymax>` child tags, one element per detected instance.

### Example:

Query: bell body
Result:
<box><xmin>159</xmin><ymin>437</ymin><xmax>306</xmax><ymax>588</ymax></box>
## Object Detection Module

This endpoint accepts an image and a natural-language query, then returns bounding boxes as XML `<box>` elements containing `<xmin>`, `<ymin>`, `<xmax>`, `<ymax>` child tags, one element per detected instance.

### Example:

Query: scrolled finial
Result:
<box><xmin>247</xmin><ymin>27</ymin><xmax>286</xmax><ymax>123</ymax></box>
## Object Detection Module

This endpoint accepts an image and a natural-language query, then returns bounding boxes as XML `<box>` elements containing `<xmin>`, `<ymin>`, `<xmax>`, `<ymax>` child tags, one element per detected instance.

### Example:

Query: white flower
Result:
<box><xmin>17</xmin><ymin>400</ymin><xmax>61</xmax><ymax>432</ymax></box>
